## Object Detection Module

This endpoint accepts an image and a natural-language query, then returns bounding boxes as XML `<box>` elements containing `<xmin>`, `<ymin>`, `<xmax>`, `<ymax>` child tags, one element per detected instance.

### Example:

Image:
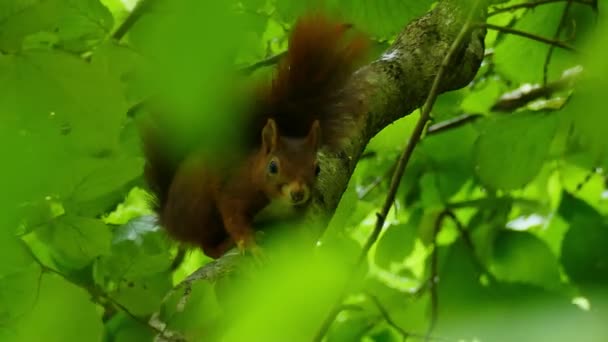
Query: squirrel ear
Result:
<box><xmin>307</xmin><ymin>120</ymin><xmax>321</xmax><ymax>150</ymax></box>
<box><xmin>262</xmin><ymin>118</ymin><xmax>278</xmax><ymax>153</ymax></box>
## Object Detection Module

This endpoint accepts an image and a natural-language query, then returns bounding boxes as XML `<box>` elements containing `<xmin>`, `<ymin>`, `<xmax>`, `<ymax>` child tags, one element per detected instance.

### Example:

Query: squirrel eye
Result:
<box><xmin>315</xmin><ymin>164</ymin><xmax>321</xmax><ymax>176</ymax></box>
<box><xmin>268</xmin><ymin>160</ymin><xmax>279</xmax><ymax>174</ymax></box>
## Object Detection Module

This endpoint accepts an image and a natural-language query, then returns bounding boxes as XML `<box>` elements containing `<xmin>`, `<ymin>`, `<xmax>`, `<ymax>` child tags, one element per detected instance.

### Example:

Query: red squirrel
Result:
<box><xmin>141</xmin><ymin>13</ymin><xmax>368</xmax><ymax>259</ymax></box>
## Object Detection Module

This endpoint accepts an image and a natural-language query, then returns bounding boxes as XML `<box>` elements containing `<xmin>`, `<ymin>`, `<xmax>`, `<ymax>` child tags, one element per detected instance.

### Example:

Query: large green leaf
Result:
<box><xmin>492</xmin><ymin>2</ymin><xmax>593</xmax><ymax>83</ymax></box>
<box><xmin>490</xmin><ymin>230</ymin><xmax>562</xmax><ymax>289</ymax></box>
<box><xmin>374</xmin><ymin>213</ymin><xmax>420</xmax><ymax>269</ymax></box>
<box><xmin>94</xmin><ymin>215</ymin><xmax>172</xmax><ymax>282</ymax></box>
<box><xmin>0</xmin><ymin>0</ymin><xmax>113</xmax><ymax>52</ymax></box>
<box><xmin>474</xmin><ymin>112</ymin><xmax>558</xmax><ymax>191</ymax></box>
<box><xmin>35</xmin><ymin>215</ymin><xmax>112</xmax><ymax>269</ymax></box>
<box><xmin>2</xmin><ymin>273</ymin><xmax>104</xmax><ymax>342</ymax></box>
<box><xmin>559</xmin><ymin>192</ymin><xmax>608</xmax><ymax>287</ymax></box>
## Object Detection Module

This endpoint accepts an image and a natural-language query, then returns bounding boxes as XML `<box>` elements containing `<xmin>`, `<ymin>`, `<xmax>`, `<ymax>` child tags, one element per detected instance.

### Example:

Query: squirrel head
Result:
<box><xmin>254</xmin><ymin>118</ymin><xmax>321</xmax><ymax>206</ymax></box>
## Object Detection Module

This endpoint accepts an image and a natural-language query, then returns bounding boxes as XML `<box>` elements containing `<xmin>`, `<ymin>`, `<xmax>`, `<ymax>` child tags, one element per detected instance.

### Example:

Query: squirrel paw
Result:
<box><xmin>236</xmin><ymin>239</ymin><xmax>267</xmax><ymax>265</ymax></box>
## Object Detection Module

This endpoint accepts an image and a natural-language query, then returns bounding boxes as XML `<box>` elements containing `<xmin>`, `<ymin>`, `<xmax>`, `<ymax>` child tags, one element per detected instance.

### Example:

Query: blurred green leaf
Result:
<box><xmin>559</xmin><ymin>191</ymin><xmax>608</xmax><ymax>287</ymax></box>
<box><xmin>4</xmin><ymin>273</ymin><xmax>104</xmax><ymax>342</ymax></box>
<box><xmin>492</xmin><ymin>2</ymin><xmax>593</xmax><ymax>83</ymax></box>
<box><xmin>490</xmin><ymin>230</ymin><xmax>562</xmax><ymax>289</ymax></box>
<box><xmin>0</xmin><ymin>0</ymin><xmax>113</xmax><ymax>52</ymax></box>
<box><xmin>35</xmin><ymin>215</ymin><xmax>112</xmax><ymax>269</ymax></box>
<box><xmin>111</xmin><ymin>271</ymin><xmax>173</xmax><ymax>316</ymax></box>
<box><xmin>374</xmin><ymin>214</ymin><xmax>420</xmax><ymax>269</ymax></box>
<box><xmin>474</xmin><ymin>112</ymin><xmax>558</xmax><ymax>191</ymax></box>
<box><xmin>95</xmin><ymin>215</ymin><xmax>171</xmax><ymax>281</ymax></box>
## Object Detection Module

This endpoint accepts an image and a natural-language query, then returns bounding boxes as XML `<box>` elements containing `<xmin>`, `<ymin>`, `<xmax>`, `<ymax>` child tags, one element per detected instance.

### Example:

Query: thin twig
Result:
<box><xmin>479</xmin><ymin>23</ymin><xmax>577</xmax><ymax>52</ymax></box>
<box><xmin>365</xmin><ymin>292</ymin><xmax>411</xmax><ymax>339</ymax></box>
<box><xmin>488</xmin><ymin>0</ymin><xmax>591</xmax><ymax>17</ymax></box>
<box><xmin>312</xmin><ymin>2</ymin><xmax>484</xmax><ymax>340</ymax></box>
<box><xmin>112</xmin><ymin>0</ymin><xmax>157</xmax><ymax>41</ymax></box>
<box><xmin>240</xmin><ymin>51</ymin><xmax>287</xmax><ymax>75</ymax></box>
<box><xmin>491</xmin><ymin>65</ymin><xmax>581</xmax><ymax>111</ymax></box>
<box><xmin>425</xmin><ymin>211</ymin><xmax>448</xmax><ymax>341</ymax></box>
<box><xmin>364</xmin><ymin>292</ymin><xmax>448</xmax><ymax>341</ymax></box>
<box><xmin>575</xmin><ymin>167</ymin><xmax>600</xmax><ymax>192</ymax></box>
<box><xmin>358</xmin><ymin>160</ymin><xmax>397</xmax><ymax>199</ymax></box>
<box><xmin>444</xmin><ymin>211</ymin><xmax>495</xmax><ymax>282</ymax></box>
<box><xmin>426</xmin><ymin>113</ymin><xmax>483</xmax><ymax>135</ymax></box>
<box><xmin>543</xmin><ymin>0</ymin><xmax>574</xmax><ymax>85</ymax></box>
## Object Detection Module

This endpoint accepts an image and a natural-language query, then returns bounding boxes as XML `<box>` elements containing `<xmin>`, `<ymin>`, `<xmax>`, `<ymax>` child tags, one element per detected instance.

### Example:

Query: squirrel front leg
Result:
<box><xmin>217</xmin><ymin>197</ymin><xmax>265</xmax><ymax>260</ymax></box>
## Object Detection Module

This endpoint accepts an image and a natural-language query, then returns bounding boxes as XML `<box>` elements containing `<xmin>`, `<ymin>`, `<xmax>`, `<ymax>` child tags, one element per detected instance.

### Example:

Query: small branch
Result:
<box><xmin>112</xmin><ymin>0</ymin><xmax>157</xmax><ymax>41</ymax></box>
<box><xmin>575</xmin><ymin>167</ymin><xmax>601</xmax><ymax>192</ymax></box>
<box><xmin>240</xmin><ymin>51</ymin><xmax>287</xmax><ymax>75</ymax></box>
<box><xmin>365</xmin><ymin>292</ymin><xmax>412</xmax><ymax>339</ymax></box>
<box><xmin>444</xmin><ymin>211</ymin><xmax>495</xmax><ymax>282</ymax></box>
<box><xmin>425</xmin><ymin>210</ymin><xmax>448</xmax><ymax>341</ymax></box>
<box><xmin>426</xmin><ymin>113</ymin><xmax>483</xmax><ymax>135</ymax></box>
<box><xmin>543</xmin><ymin>0</ymin><xmax>575</xmax><ymax>85</ymax></box>
<box><xmin>488</xmin><ymin>0</ymin><xmax>591</xmax><ymax>17</ymax></box>
<box><xmin>491</xmin><ymin>65</ymin><xmax>581</xmax><ymax>112</ymax></box>
<box><xmin>357</xmin><ymin>160</ymin><xmax>397</xmax><ymax>199</ymax></box>
<box><xmin>312</xmin><ymin>2</ymin><xmax>485</xmax><ymax>340</ymax></box>
<box><xmin>479</xmin><ymin>23</ymin><xmax>577</xmax><ymax>52</ymax></box>
<box><xmin>364</xmin><ymin>292</ymin><xmax>448</xmax><ymax>341</ymax></box>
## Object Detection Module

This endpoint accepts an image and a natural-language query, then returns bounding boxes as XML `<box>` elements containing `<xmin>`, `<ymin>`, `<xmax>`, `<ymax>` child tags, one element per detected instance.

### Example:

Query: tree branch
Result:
<box><xmin>313</xmin><ymin>2</ymin><xmax>487</xmax><ymax>340</ymax></box>
<box><xmin>480</xmin><ymin>23</ymin><xmax>577</xmax><ymax>51</ymax></box>
<box><xmin>488</xmin><ymin>0</ymin><xmax>591</xmax><ymax>17</ymax></box>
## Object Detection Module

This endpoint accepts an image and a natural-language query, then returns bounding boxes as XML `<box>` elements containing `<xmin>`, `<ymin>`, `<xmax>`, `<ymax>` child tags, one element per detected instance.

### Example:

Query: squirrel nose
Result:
<box><xmin>290</xmin><ymin>190</ymin><xmax>305</xmax><ymax>203</ymax></box>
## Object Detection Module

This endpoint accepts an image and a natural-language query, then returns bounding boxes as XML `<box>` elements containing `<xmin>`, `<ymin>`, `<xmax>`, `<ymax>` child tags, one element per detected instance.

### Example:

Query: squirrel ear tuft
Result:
<box><xmin>307</xmin><ymin>120</ymin><xmax>321</xmax><ymax>150</ymax></box>
<box><xmin>262</xmin><ymin>118</ymin><xmax>278</xmax><ymax>153</ymax></box>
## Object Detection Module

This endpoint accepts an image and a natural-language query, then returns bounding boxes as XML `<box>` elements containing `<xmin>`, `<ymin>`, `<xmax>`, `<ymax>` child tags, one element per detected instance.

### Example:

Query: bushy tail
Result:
<box><xmin>139</xmin><ymin>115</ymin><xmax>181</xmax><ymax>211</ymax></box>
<box><xmin>267</xmin><ymin>13</ymin><xmax>369</xmax><ymax>148</ymax></box>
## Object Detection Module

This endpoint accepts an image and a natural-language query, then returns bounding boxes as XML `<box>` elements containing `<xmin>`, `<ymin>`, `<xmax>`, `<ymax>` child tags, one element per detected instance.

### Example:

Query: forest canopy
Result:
<box><xmin>1</xmin><ymin>0</ymin><xmax>607</xmax><ymax>341</ymax></box>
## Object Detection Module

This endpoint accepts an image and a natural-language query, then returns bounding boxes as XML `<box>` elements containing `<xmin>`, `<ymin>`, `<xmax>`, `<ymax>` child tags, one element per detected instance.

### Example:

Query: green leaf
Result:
<box><xmin>111</xmin><ymin>272</ymin><xmax>173</xmax><ymax>316</ymax></box>
<box><xmin>3</xmin><ymin>273</ymin><xmax>104</xmax><ymax>342</ymax></box>
<box><xmin>559</xmin><ymin>191</ymin><xmax>608</xmax><ymax>287</ymax></box>
<box><xmin>0</xmin><ymin>50</ymin><xmax>127</xmax><ymax>157</ymax></box>
<box><xmin>332</xmin><ymin>0</ymin><xmax>434</xmax><ymax>38</ymax></box>
<box><xmin>490</xmin><ymin>230</ymin><xmax>562</xmax><ymax>289</ymax></box>
<box><xmin>94</xmin><ymin>215</ymin><xmax>172</xmax><ymax>282</ymax></box>
<box><xmin>0</xmin><ymin>262</ymin><xmax>41</xmax><ymax>327</ymax></box>
<box><xmin>36</xmin><ymin>215</ymin><xmax>112</xmax><ymax>269</ymax></box>
<box><xmin>63</xmin><ymin>155</ymin><xmax>144</xmax><ymax>216</ymax></box>
<box><xmin>104</xmin><ymin>312</ymin><xmax>154</xmax><ymax>342</ymax></box>
<box><xmin>558</xmin><ymin>19</ymin><xmax>608</xmax><ymax>169</ymax></box>
<box><xmin>0</xmin><ymin>0</ymin><xmax>113</xmax><ymax>52</ymax></box>
<box><xmin>418</xmin><ymin>124</ymin><xmax>478</xmax><ymax>202</ymax></box>
<box><xmin>0</xmin><ymin>237</ymin><xmax>36</xmax><ymax>277</ymax></box>
<box><xmin>374</xmin><ymin>214</ymin><xmax>420</xmax><ymax>269</ymax></box>
<box><xmin>474</xmin><ymin>112</ymin><xmax>558</xmax><ymax>191</ymax></box>
<box><xmin>492</xmin><ymin>2</ymin><xmax>593</xmax><ymax>83</ymax></box>
<box><xmin>93</xmin><ymin>216</ymin><xmax>172</xmax><ymax>316</ymax></box>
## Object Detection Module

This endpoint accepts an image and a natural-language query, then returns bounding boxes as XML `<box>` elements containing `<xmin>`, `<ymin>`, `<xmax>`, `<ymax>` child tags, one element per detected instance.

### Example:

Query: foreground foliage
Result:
<box><xmin>1</xmin><ymin>0</ymin><xmax>607</xmax><ymax>341</ymax></box>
